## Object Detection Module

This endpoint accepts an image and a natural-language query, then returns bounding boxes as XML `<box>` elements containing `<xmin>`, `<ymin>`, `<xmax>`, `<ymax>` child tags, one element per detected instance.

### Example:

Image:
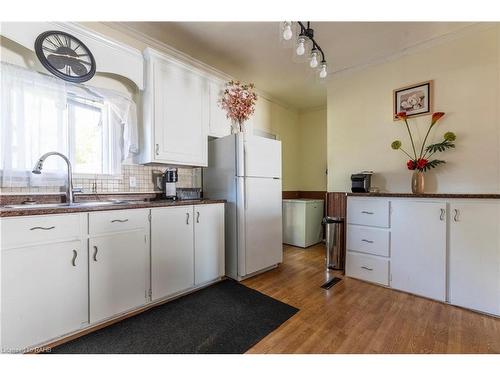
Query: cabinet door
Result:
<box><xmin>153</xmin><ymin>58</ymin><xmax>208</xmax><ymax>166</ymax></box>
<box><xmin>208</xmin><ymin>80</ymin><xmax>231</xmax><ymax>138</ymax></box>
<box><xmin>1</xmin><ymin>240</ymin><xmax>87</xmax><ymax>351</ymax></box>
<box><xmin>391</xmin><ymin>200</ymin><xmax>447</xmax><ymax>301</ymax></box>
<box><xmin>151</xmin><ymin>206</ymin><xmax>195</xmax><ymax>300</ymax></box>
<box><xmin>89</xmin><ymin>230</ymin><xmax>148</xmax><ymax>323</ymax></box>
<box><xmin>449</xmin><ymin>201</ymin><xmax>500</xmax><ymax>316</ymax></box>
<box><xmin>194</xmin><ymin>204</ymin><xmax>225</xmax><ymax>285</ymax></box>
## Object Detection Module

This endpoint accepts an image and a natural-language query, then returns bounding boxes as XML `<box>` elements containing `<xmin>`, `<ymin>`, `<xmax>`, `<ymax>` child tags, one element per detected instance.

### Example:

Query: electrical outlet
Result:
<box><xmin>129</xmin><ymin>176</ymin><xmax>137</xmax><ymax>188</ymax></box>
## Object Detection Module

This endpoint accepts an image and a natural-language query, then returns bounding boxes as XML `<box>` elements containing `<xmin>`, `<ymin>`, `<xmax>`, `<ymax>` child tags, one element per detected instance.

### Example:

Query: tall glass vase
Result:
<box><xmin>231</xmin><ymin>119</ymin><xmax>247</xmax><ymax>134</ymax></box>
<box><xmin>411</xmin><ymin>171</ymin><xmax>425</xmax><ymax>194</ymax></box>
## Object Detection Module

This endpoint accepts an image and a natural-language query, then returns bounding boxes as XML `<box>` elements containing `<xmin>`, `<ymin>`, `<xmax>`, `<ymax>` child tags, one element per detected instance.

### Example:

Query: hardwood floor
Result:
<box><xmin>243</xmin><ymin>244</ymin><xmax>500</xmax><ymax>354</ymax></box>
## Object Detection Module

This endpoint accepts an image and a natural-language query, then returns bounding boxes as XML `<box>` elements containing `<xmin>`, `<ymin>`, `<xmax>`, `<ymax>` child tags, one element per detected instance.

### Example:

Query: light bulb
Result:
<box><xmin>296</xmin><ymin>37</ymin><xmax>305</xmax><ymax>56</ymax></box>
<box><xmin>309</xmin><ymin>51</ymin><xmax>318</xmax><ymax>68</ymax></box>
<box><xmin>319</xmin><ymin>63</ymin><xmax>328</xmax><ymax>79</ymax></box>
<box><xmin>283</xmin><ymin>22</ymin><xmax>293</xmax><ymax>40</ymax></box>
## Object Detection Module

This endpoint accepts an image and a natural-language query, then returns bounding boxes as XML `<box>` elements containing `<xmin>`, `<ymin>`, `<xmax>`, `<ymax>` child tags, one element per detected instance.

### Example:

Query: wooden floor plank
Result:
<box><xmin>243</xmin><ymin>244</ymin><xmax>500</xmax><ymax>354</ymax></box>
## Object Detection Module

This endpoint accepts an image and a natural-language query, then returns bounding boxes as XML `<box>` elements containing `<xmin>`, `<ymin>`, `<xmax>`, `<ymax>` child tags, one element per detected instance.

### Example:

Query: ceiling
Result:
<box><xmin>119</xmin><ymin>22</ymin><xmax>474</xmax><ymax>110</ymax></box>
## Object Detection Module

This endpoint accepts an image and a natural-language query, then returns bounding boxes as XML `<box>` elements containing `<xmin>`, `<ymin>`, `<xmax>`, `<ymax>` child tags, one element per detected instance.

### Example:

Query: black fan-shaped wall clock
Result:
<box><xmin>34</xmin><ymin>30</ymin><xmax>96</xmax><ymax>83</ymax></box>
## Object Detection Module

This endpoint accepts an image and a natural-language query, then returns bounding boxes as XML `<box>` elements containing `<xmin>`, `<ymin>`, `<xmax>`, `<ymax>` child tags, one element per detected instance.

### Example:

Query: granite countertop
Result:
<box><xmin>0</xmin><ymin>199</ymin><xmax>225</xmax><ymax>217</ymax></box>
<box><xmin>347</xmin><ymin>192</ymin><xmax>500</xmax><ymax>199</ymax></box>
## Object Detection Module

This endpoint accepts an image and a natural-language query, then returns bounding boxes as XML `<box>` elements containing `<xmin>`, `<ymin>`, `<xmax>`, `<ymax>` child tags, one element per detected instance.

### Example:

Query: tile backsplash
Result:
<box><xmin>0</xmin><ymin>164</ymin><xmax>202</xmax><ymax>194</ymax></box>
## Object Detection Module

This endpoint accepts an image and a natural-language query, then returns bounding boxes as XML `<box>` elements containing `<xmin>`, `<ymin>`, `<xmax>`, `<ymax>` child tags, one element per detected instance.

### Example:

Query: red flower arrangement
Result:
<box><xmin>391</xmin><ymin>112</ymin><xmax>456</xmax><ymax>172</ymax></box>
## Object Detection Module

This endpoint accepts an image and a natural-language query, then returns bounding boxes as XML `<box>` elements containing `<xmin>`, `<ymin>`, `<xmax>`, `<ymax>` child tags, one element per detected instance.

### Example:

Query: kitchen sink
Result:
<box><xmin>3</xmin><ymin>200</ymin><xmax>133</xmax><ymax>209</ymax></box>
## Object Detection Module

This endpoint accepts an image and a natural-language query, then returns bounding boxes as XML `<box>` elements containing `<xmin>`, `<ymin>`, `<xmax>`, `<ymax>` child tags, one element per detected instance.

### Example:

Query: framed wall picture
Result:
<box><xmin>393</xmin><ymin>80</ymin><xmax>433</xmax><ymax>120</ymax></box>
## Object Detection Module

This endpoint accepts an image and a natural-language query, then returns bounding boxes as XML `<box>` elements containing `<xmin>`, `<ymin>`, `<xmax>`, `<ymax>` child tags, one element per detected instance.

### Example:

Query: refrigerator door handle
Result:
<box><xmin>244</xmin><ymin>178</ymin><xmax>248</xmax><ymax>210</ymax></box>
<box><xmin>243</xmin><ymin>141</ymin><xmax>247</xmax><ymax>177</ymax></box>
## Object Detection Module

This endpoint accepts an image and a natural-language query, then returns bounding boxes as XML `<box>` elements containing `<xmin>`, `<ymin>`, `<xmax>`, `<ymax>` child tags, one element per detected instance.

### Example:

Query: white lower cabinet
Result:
<box><xmin>89</xmin><ymin>231</ymin><xmax>149</xmax><ymax>323</ymax></box>
<box><xmin>1</xmin><ymin>203</ymin><xmax>225</xmax><ymax>351</ymax></box>
<box><xmin>151</xmin><ymin>205</ymin><xmax>195</xmax><ymax>300</ymax></box>
<box><xmin>1</xmin><ymin>240</ymin><xmax>88</xmax><ymax>352</ymax></box>
<box><xmin>449</xmin><ymin>201</ymin><xmax>500</xmax><ymax>316</ymax></box>
<box><xmin>151</xmin><ymin>203</ymin><xmax>225</xmax><ymax>300</ymax></box>
<box><xmin>194</xmin><ymin>204</ymin><xmax>225</xmax><ymax>285</ymax></box>
<box><xmin>391</xmin><ymin>200</ymin><xmax>447</xmax><ymax>301</ymax></box>
<box><xmin>347</xmin><ymin>196</ymin><xmax>500</xmax><ymax>316</ymax></box>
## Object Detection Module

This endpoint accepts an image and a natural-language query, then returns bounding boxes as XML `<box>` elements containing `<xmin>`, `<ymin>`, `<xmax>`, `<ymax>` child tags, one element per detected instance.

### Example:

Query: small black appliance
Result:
<box><xmin>162</xmin><ymin>168</ymin><xmax>178</xmax><ymax>200</ymax></box>
<box><xmin>351</xmin><ymin>171</ymin><xmax>373</xmax><ymax>193</ymax></box>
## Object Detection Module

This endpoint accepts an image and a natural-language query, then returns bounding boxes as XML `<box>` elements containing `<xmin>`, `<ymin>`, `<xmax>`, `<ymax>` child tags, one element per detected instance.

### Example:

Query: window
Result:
<box><xmin>1</xmin><ymin>62</ymin><xmax>138</xmax><ymax>187</ymax></box>
<box><xmin>67</xmin><ymin>96</ymin><xmax>114</xmax><ymax>176</ymax></box>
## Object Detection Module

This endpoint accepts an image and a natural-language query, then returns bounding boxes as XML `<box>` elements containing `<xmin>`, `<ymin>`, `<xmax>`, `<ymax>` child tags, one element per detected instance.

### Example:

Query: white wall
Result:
<box><xmin>327</xmin><ymin>24</ymin><xmax>500</xmax><ymax>194</ymax></box>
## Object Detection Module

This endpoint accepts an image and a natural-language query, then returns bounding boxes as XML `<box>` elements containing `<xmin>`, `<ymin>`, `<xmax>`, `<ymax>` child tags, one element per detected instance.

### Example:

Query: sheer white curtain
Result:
<box><xmin>0</xmin><ymin>62</ymin><xmax>139</xmax><ymax>188</ymax></box>
<box><xmin>1</xmin><ymin>62</ymin><xmax>69</xmax><ymax>187</ymax></box>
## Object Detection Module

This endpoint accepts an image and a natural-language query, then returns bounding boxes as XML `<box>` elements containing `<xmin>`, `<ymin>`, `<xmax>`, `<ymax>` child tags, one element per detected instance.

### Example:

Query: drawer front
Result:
<box><xmin>347</xmin><ymin>199</ymin><xmax>390</xmax><ymax>228</ymax></box>
<box><xmin>89</xmin><ymin>209</ymin><xmax>149</xmax><ymax>235</ymax></box>
<box><xmin>1</xmin><ymin>214</ymin><xmax>82</xmax><ymax>249</ymax></box>
<box><xmin>347</xmin><ymin>225</ymin><xmax>390</xmax><ymax>257</ymax></box>
<box><xmin>346</xmin><ymin>252</ymin><xmax>389</xmax><ymax>286</ymax></box>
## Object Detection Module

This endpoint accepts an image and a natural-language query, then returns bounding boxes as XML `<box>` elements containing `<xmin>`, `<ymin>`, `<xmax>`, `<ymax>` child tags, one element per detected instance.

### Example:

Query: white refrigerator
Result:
<box><xmin>203</xmin><ymin>133</ymin><xmax>283</xmax><ymax>280</ymax></box>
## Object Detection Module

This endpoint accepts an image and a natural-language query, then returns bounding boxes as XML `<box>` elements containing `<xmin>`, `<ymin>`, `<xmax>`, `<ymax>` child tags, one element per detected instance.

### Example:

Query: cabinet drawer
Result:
<box><xmin>346</xmin><ymin>252</ymin><xmax>389</xmax><ymax>286</ymax></box>
<box><xmin>89</xmin><ymin>209</ymin><xmax>149</xmax><ymax>235</ymax></box>
<box><xmin>347</xmin><ymin>225</ymin><xmax>390</xmax><ymax>257</ymax></box>
<box><xmin>347</xmin><ymin>199</ymin><xmax>390</xmax><ymax>228</ymax></box>
<box><xmin>1</xmin><ymin>214</ymin><xmax>82</xmax><ymax>249</ymax></box>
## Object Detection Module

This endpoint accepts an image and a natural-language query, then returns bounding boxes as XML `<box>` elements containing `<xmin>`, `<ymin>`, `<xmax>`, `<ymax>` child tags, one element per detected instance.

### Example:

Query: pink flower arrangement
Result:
<box><xmin>219</xmin><ymin>80</ymin><xmax>257</xmax><ymax>132</ymax></box>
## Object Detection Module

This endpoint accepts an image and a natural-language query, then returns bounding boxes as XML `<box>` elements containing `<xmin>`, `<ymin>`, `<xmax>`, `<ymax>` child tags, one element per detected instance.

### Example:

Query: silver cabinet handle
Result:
<box><xmin>30</xmin><ymin>226</ymin><xmax>55</xmax><ymax>231</ymax></box>
<box><xmin>186</xmin><ymin>212</ymin><xmax>190</xmax><ymax>225</ymax></box>
<box><xmin>93</xmin><ymin>246</ymin><xmax>98</xmax><ymax>262</ymax></box>
<box><xmin>196</xmin><ymin>211</ymin><xmax>200</xmax><ymax>223</ymax></box>
<box><xmin>155</xmin><ymin>144</ymin><xmax>160</xmax><ymax>155</ymax></box>
<box><xmin>453</xmin><ymin>209</ymin><xmax>460</xmax><ymax>222</ymax></box>
<box><xmin>361</xmin><ymin>239</ymin><xmax>374</xmax><ymax>244</ymax></box>
<box><xmin>361</xmin><ymin>266</ymin><xmax>373</xmax><ymax>271</ymax></box>
<box><xmin>361</xmin><ymin>211</ymin><xmax>374</xmax><ymax>215</ymax></box>
<box><xmin>72</xmin><ymin>250</ymin><xmax>77</xmax><ymax>267</ymax></box>
<box><xmin>111</xmin><ymin>219</ymin><xmax>129</xmax><ymax>223</ymax></box>
<box><xmin>440</xmin><ymin>208</ymin><xmax>446</xmax><ymax>221</ymax></box>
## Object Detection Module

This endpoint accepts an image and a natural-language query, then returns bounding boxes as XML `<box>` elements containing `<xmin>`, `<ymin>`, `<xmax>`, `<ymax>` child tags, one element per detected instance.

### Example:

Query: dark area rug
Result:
<box><xmin>50</xmin><ymin>279</ymin><xmax>298</xmax><ymax>354</ymax></box>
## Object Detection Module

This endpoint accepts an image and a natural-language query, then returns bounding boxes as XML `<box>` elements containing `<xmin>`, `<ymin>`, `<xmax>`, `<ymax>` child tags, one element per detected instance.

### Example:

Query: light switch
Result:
<box><xmin>129</xmin><ymin>176</ymin><xmax>137</xmax><ymax>188</ymax></box>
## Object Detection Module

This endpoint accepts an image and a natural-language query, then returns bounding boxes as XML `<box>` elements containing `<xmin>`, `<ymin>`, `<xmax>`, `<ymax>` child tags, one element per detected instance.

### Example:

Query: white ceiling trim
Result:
<box><xmin>102</xmin><ymin>21</ymin><xmax>299</xmax><ymax>112</ymax></box>
<box><xmin>330</xmin><ymin>22</ymin><xmax>494</xmax><ymax>79</ymax></box>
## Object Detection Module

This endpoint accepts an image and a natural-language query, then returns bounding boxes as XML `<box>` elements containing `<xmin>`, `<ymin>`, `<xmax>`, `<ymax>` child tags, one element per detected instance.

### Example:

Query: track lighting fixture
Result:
<box><xmin>281</xmin><ymin>21</ymin><xmax>328</xmax><ymax>79</ymax></box>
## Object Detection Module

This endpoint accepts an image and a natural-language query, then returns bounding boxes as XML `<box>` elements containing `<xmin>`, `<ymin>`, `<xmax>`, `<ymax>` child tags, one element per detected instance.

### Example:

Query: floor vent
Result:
<box><xmin>321</xmin><ymin>277</ymin><xmax>343</xmax><ymax>290</ymax></box>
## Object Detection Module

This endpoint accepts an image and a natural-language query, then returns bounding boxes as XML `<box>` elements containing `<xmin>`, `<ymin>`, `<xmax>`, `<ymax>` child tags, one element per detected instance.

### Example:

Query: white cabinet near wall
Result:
<box><xmin>391</xmin><ymin>200</ymin><xmax>447</xmax><ymax>301</ymax></box>
<box><xmin>1</xmin><ymin>214</ymin><xmax>88</xmax><ymax>352</ymax></box>
<box><xmin>151</xmin><ymin>205</ymin><xmax>195</xmax><ymax>300</ymax></box>
<box><xmin>88</xmin><ymin>209</ymin><xmax>149</xmax><ymax>323</ymax></box>
<box><xmin>449</xmin><ymin>200</ymin><xmax>500</xmax><ymax>316</ymax></box>
<box><xmin>208</xmin><ymin>80</ymin><xmax>231</xmax><ymax>138</ymax></box>
<box><xmin>194</xmin><ymin>203</ymin><xmax>225</xmax><ymax>285</ymax></box>
<box><xmin>151</xmin><ymin>203</ymin><xmax>225</xmax><ymax>301</ymax></box>
<box><xmin>141</xmin><ymin>48</ymin><xmax>208</xmax><ymax>166</ymax></box>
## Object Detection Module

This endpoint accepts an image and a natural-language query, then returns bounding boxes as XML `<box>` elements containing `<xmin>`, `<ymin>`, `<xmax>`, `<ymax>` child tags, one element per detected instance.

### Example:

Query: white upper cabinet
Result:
<box><xmin>449</xmin><ymin>200</ymin><xmax>500</xmax><ymax>316</ymax></box>
<box><xmin>141</xmin><ymin>48</ymin><xmax>208</xmax><ymax>166</ymax></box>
<box><xmin>208</xmin><ymin>80</ymin><xmax>231</xmax><ymax>138</ymax></box>
<box><xmin>391</xmin><ymin>200</ymin><xmax>447</xmax><ymax>301</ymax></box>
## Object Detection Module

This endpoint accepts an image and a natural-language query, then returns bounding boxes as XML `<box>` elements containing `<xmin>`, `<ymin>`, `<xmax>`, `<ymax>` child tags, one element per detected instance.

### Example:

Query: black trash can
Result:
<box><xmin>322</xmin><ymin>216</ymin><xmax>345</xmax><ymax>270</ymax></box>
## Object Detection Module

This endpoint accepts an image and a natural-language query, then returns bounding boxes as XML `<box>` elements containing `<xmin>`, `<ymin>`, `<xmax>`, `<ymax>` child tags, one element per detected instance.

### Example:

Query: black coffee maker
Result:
<box><xmin>162</xmin><ymin>168</ymin><xmax>178</xmax><ymax>200</ymax></box>
<box><xmin>351</xmin><ymin>171</ymin><xmax>373</xmax><ymax>193</ymax></box>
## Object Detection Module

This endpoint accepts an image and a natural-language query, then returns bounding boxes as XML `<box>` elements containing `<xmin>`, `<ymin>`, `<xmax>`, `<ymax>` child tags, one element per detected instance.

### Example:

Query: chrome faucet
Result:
<box><xmin>32</xmin><ymin>152</ymin><xmax>76</xmax><ymax>205</ymax></box>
